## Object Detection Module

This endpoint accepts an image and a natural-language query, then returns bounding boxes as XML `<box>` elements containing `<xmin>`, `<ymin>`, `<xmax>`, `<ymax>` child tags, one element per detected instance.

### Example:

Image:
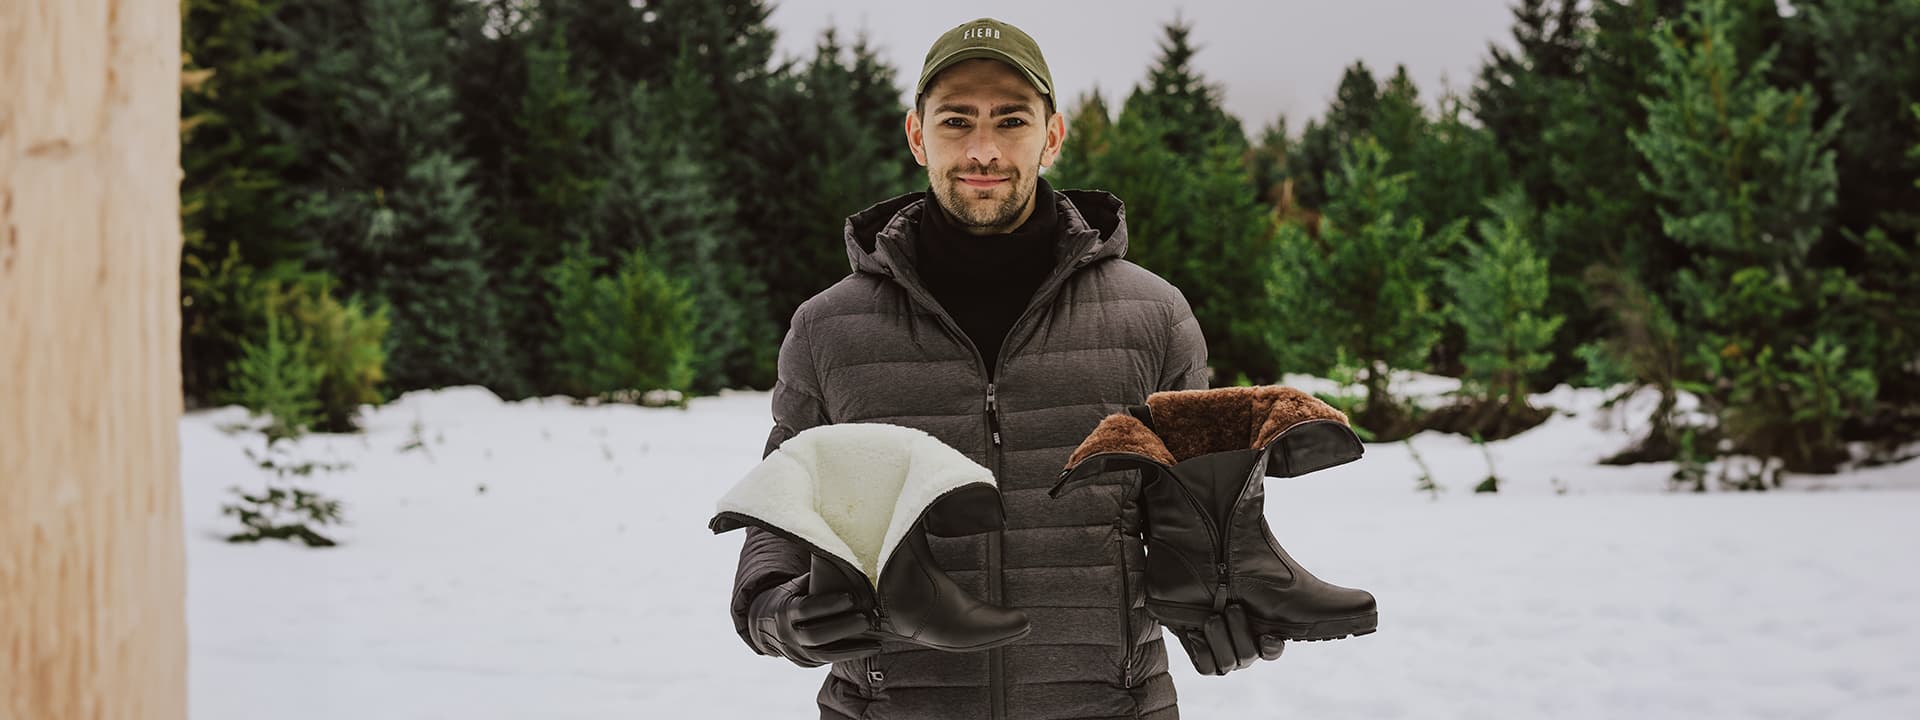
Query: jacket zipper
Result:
<box><xmin>875</xmin><ymin>224</ymin><xmax>1102</xmax><ymax>720</ymax></box>
<box><xmin>986</xmin><ymin>383</ymin><xmax>1003</xmax><ymax>447</ymax></box>
<box><xmin>1116</xmin><ymin>519</ymin><xmax>1136</xmax><ymax>687</ymax></box>
<box><xmin>873</xmin><ymin>266</ymin><xmax>1006</xmax><ymax>717</ymax></box>
<box><xmin>985</xmin><ymin>381</ymin><xmax>1007</xmax><ymax>720</ymax></box>
<box><xmin>981</xmin><ymin>244</ymin><xmax>1096</xmax><ymax>719</ymax></box>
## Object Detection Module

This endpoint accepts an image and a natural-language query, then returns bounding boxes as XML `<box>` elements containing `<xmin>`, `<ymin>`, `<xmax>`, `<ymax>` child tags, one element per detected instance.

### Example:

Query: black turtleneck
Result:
<box><xmin>915</xmin><ymin>178</ymin><xmax>1060</xmax><ymax>379</ymax></box>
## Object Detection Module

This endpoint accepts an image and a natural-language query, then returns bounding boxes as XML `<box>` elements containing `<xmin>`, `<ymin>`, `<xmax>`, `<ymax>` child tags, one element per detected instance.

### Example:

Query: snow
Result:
<box><xmin>182</xmin><ymin>380</ymin><xmax>1920</xmax><ymax>719</ymax></box>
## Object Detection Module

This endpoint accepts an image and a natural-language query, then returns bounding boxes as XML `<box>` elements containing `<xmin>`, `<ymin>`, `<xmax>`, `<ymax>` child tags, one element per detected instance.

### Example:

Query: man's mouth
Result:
<box><xmin>958</xmin><ymin>175</ymin><xmax>1010</xmax><ymax>189</ymax></box>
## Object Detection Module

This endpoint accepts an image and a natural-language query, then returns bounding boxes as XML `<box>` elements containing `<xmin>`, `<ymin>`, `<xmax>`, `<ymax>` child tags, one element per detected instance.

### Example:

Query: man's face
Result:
<box><xmin>906</xmin><ymin>59</ymin><xmax>1067</xmax><ymax>235</ymax></box>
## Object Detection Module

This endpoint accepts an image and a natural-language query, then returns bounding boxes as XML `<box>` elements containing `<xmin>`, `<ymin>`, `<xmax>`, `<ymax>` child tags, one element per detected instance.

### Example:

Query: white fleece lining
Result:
<box><xmin>715</xmin><ymin>423</ymin><xmax>996</xmax><ymax>586</ymax></box>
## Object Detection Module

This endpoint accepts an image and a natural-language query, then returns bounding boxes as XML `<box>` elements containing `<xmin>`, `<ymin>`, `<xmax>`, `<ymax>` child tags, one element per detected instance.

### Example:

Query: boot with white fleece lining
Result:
<box><xmin>710</xmin><ymin>423</ymin><xmax>1030</xmax><ymax>653</ymax></box>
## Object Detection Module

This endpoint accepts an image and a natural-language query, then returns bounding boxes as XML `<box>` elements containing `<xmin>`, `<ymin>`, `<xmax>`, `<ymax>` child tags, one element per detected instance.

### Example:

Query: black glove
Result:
<box><xmin>747</xmin><ymin>574</ymin><xmax>883</xmax><ymax>668</ymax></box>
<box><xmin>1170</xmin><ymin>604</ymin><xmax>1286</xmax><ymax>676</ymax></box>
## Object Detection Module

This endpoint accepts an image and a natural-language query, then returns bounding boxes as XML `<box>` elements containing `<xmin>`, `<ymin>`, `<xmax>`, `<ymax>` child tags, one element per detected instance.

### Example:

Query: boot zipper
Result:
<box><xmin>1165</xmin><ymin>474</ymin><xmax>1228</xmax><ymax>610</ymax></box>
<box><xmin>1213</xmin><ymin>562</ymin><xmax>1231</xmax><ymax>612</ymax></box>
<box><xmin>1209</xmin><ymin>458</ymin><xmax>1265</xmax><ymax>613</ymax></box>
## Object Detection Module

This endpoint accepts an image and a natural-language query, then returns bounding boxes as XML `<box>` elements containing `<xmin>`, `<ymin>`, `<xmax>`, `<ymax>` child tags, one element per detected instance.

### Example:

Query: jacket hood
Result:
<box><xmin>842</xmin><ymin>186</ymin><xmax>1130</xmax><ymax>279</ymax></box>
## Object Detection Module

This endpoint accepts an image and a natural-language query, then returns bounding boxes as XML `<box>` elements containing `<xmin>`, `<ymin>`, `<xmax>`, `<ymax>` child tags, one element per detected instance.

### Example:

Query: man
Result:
<box><xmin>728</xmin><ymin>17</ymin><xmax>1283</xmax><ymax>719</ymax></box>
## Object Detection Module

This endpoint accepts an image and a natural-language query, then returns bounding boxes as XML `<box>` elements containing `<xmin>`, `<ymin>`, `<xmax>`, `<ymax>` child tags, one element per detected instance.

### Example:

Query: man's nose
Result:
<box><xmin>964</xmin><ymin>131</ymin><xmax>1002</xmax><ymax>169</ymax></box>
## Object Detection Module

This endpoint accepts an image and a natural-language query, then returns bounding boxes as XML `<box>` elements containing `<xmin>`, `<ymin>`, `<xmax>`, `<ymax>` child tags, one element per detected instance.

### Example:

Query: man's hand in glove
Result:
<box><xmin>1171</xmin><ymin>604</ymin><xmax>1287</xmax><ymax>676</ymax></box>
<box><xmin>747</xmin><ymin>574</ymin><xmax>883</xmax><ymax>668</ymax></box>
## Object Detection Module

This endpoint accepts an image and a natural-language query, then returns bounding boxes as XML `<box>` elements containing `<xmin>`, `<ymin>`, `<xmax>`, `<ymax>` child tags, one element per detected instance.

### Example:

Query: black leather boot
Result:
<box><xmin>1055</xmin><ymin>386</ymin><xmax>1377</xmax><ymax>642</ymax></box>
<box><xmin>808</xmin><ymin>503</ymin><xmax>1031</xmax><ymax>652</ymax></box>
<box><xmin>711</xmin><ymin>424</ymin><xmax>1030</xmax><ymax>654</ymax></box>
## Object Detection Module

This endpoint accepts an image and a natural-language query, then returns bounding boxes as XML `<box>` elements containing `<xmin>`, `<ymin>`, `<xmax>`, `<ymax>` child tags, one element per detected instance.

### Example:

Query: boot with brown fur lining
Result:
<box><xmin>1053</xmin><ymin>386</ymin><xmax>1377</xmax><ymax>645</ymax></box>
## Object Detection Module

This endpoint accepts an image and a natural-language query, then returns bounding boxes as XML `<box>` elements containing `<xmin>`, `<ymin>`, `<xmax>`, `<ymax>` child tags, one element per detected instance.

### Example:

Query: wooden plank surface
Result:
<box><xmin>1</xmin><ymin>0</ymin><xmax>188</xmax><ymax>718</ymax></box>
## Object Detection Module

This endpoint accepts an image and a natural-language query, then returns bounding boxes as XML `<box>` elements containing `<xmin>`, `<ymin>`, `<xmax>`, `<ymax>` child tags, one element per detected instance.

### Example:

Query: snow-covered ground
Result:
<box><xmin>181</xmin><ymin>380</ymin><xmax>1920</xmax><ymax>720</ymax></box>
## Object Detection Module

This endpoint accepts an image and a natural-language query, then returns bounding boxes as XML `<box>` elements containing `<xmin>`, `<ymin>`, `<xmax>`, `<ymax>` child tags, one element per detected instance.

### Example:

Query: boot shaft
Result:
<box><xmin>810</xmin><ymin>522</ymin><xmax>1030</xmax><ymax>652</ymax></box>
<box><xmin>1143</xmin><ymin>448</ymin><xmax>1296</xmax><ymax>610</ymax></box>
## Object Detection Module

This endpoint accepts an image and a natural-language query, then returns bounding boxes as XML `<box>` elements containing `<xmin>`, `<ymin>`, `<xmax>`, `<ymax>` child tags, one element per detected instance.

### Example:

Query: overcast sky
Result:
<box><xmin>766</xmin><ymin>0</ymin><xmax>1520</xmax><ymax>136</ymax></box>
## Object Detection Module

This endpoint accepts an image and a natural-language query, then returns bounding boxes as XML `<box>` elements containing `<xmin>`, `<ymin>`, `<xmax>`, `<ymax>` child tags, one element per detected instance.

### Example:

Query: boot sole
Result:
<box><xmin>1149</xmin><ymin>602</ymin><xmax>1378</xmax><ymax>642</ymax></box>
<box><xmin>1278</xmin><ymin>613</ymin><xmax>1378</xmax><ymax>642</ymax></box>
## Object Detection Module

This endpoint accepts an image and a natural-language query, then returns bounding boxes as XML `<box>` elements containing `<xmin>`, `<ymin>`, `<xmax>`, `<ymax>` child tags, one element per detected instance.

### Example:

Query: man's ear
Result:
<box><xmin>1040</xmin><ymin>110</ymin><xmax>1068</xmax><ymax>169</ymax></box>
<box><xmin>905</xmin><ymin>108</ymin><xmax>929</xmax><ymax>167</ymax></box>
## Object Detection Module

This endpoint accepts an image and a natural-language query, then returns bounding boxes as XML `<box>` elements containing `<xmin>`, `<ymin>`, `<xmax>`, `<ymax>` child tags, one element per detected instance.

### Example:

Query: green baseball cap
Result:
<box><xmin>916</xmin><ymin>18</ymin><xmax>1054</xmax><ymax>107</ymax></box>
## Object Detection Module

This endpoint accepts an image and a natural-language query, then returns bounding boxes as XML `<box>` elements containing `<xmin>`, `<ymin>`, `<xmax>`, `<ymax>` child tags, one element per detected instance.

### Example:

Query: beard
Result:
<box><xmin>933</xmin><ymin>165</ymin><xmax>1038</xmax><ymax>233</ymax></box>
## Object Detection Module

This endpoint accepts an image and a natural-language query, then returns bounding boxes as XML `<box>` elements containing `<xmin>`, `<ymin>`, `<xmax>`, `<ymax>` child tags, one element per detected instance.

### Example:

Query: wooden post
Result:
<box><xmin>1</xmin><ymin>1</ymin><xmax>188</xmax><ymax>718</ymax></box>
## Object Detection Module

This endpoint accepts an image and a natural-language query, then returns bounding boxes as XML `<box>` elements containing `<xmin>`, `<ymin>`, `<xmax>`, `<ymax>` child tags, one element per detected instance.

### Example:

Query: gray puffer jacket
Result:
<box><xmin>731</xmin><ymin>187</ymin><xmax>1209</xmax><ymax>720</ymax></box>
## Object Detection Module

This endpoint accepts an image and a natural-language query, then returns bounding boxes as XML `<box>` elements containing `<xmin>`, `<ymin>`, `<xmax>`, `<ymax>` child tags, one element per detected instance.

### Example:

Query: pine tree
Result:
<box><xmin>1246</xmin><ymin>116</ymin><xmax>1292</xmax><ymax>210</ymax></box>
<box><xmin>1408</xmin><ymin>90</ymin><xmax>1507</xmax><ymax>241</ymax></box>
<box><xmin>1328</xmin><ymin>61</ymin><xmax>1383</xmax><ymax>139</ymax></box>
<box><xmin>1123</xmin><ymin>19</ymin><xmax>1246</xmax><ymax>159</ymax></box>
<box><xmin>180</xmin><ymin>0</ymin><xmax>315</xmax><ymax>405</ymax></box>
<box><xmin>593</xmin><ymin>53</ymin><xmax>769</xmax><ymax>393</ymax></box>
<box><xmin>1289</xmin><ymin>61</ymin><xmax>1381</xmax><ymax>210</ymax></box>
<box><xmin>1814</xmin><ymin>105</ymin><xmax>1920</xmax><ymax>443</ymax></box>
<box><xmin>1798</xmin><ymin>0</ymin><xmax>1920</xmax><ymax>237</ymax></box>
<box><xmin>1536</xmin><ymin>0</ymin><xmax>1678</xmax><ymax>387</ymax></box>
<box><xmin>545</xmin><ymin>242</ymin><xmax>697</xmax><ymax>399</ymax></box>
<box><xmin>1046</xmin><ymin>98</ymin><xmax>1167</xmax><ymax>262</ymax></box>
<box><xmin>490</xmin><ymin>19</ymin><xmax>606</xmax><ymax>395</ymax></box>
<box><xmin>646</xmin><ymin>0</ymin><xmax>821</xmax><ymax>389</ymax></box>
<box><xmin>296</xmin><ymin>0</ymin><xmax>512</xmax><ymax>393</ymax></box>
<box><xmin>446</xmin><ymin>0</ymin><xmax>528</xmax><ymax>253</ymax></box>
<box><xmin>1049</xmin><ymin>90</ymin><xmax>1114</xmax><ymax>188</ymax></box>
<box><xmin>446</xmin><ymin>0</ymin><xmax>791</xmax><ymax>393</ymax></box>
<box><xmin>299</xmin><ymin>287</ymin><xmax>389</xmax><ymax>432</ymax></box>
<box><xmin>1793</xmin><ymin>1</ymin><xmax>1920</xmax><ymax>415</ymax></box>
<box><xmin>751</xmin><ymin>28</ymin><xmax>919</xmax><ymax>355</ymax></box>
<box><xmin>1057</xmin><ymin>20</ymin><xmax>1276</xmax><ymax>382</ymax></box>
<box><xmin>1442</xmin><ymin>188</ymin><xmax>1563</xmax><ymax>432</ymax></box>
<box><xmin>543</xmin><ymin>0</ymin><xmax>662</xmax><ymax>98</ymax></box>
<box><xmin>1631</xmin><ymin>0</ymin><xmax>1871</xmax><ymax>475</ymax></box>
<box><xmin>1266</xmin><ymin>138</ymin><xmax>1462</xmax><ymax>435</ymax></box>
<box><xmin>1373</xmin><ymin>66</ymin><xmax>1425</xmax><ymax>172</ymax></box>
<box><xmin>1579</xmin><ymin>262</ymin><xmax>1687</xmax><ymax>462</ymax></box>
<box><xmin>225</xmin><ymin>309</ymin><xmax>324</xmax><ymax>444</ymax></box>
<box><xmin>1472</xmin><ymin>0</ymin><xmax>1587</xmax><ymax>207</ymax></box>
<box><xmin>1378</xmin><ymin>67</ymin><xmax>1509</xmax><ymax>243</ymax></box>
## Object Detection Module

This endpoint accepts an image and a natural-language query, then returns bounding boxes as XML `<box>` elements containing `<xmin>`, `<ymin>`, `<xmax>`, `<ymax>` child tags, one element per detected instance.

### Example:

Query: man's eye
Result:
<box><xmin>941</xmin><ymin>118</ymin><xmax>969</xmax><ymax>128</ymax></box>
<box><xmin>1001</xmin><ymin>118</ymin><xmax>1028</xmax><ymax>128</ymax></box>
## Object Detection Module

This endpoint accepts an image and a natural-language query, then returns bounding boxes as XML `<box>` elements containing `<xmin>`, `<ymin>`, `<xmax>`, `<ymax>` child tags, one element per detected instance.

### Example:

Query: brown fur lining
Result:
<box><xmin>1146</xmin><ymin>386</ymin><xmax>1350</xmax><ymax>462</ymax></box>
<box><xmin>1063</xmin><ymin>413</ymin><xmax>1175</xmax><ymax>471</ymax></box>
<box><xmin>1062</xmin><ymin>386</ymin><xmax>1351</xmax><ymax>473</ymax></box>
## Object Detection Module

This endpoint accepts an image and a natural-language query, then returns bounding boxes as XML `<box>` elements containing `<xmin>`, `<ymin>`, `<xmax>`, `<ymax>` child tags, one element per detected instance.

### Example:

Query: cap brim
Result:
<box><xmin>918</xmin><ymin>46</ymin><xmax>1051</xmax><ymax>100</ymax></box>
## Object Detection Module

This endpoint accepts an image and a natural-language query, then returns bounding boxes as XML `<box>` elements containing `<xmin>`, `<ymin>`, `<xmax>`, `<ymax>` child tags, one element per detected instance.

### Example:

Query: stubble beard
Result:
<box><xmin>935</xmin><ymin>166</ymin><xmax>1038</xmax><ymax>234</ymax></box>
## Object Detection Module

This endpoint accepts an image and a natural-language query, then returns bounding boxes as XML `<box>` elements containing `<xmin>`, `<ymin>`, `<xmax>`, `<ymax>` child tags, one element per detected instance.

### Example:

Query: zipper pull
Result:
<box><xmin>986</xmin><ymin>383</ymin><xmax>1003</xmax><ymax>447</ymax></box>
<box><xmin>1213</xmin><ymin>563</ymin><xmax>1231</xmax><ymax>611</ymax></box>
